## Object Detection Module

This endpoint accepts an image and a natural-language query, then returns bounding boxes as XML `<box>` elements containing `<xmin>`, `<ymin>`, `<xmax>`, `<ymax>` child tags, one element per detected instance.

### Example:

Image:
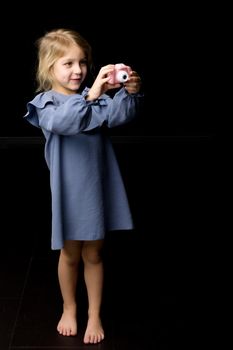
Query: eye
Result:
<box><xmin>64</xmin><ymin>61</ymin><xmax>72</xmax><ymax>67</ymax></box>
<box><xmin>80</xmin><ymin>59</ymin><xmax>88</xmax><ymax>66</ymax></box>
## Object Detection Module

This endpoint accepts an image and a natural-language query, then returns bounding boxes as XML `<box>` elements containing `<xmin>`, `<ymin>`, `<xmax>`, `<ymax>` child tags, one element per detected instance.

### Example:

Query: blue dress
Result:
<box><xmin>24</xmin><ymin>87</ymin><xmax>142</xmax><ymax>249</ymax></box>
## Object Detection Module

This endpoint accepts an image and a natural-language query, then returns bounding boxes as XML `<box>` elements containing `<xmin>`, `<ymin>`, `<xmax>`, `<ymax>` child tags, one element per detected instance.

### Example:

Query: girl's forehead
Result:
<box><xmin>63</xmin><ymin>44</ymin><xmax>84</xmax><ymax>55</ymax></box>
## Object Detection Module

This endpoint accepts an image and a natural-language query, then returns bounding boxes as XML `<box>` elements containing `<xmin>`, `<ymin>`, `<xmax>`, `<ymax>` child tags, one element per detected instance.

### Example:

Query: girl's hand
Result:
<box><xmin>123</xmin><ymin>71</ymin><xmax>142</xmax><ymax>94</ymax></box>
<box><xmin>86</xmin><ymin>65</ymin><xmax>121</xmax><ymax>101</ymax></box>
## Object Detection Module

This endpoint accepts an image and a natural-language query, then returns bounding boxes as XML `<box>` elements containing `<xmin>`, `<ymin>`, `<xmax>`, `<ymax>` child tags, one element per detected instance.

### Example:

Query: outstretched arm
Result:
<box><xmin>85</xmin><ymin>65</ymin><xmax>121</xmax><ymax>101</ymax></box>
<box><xmin>86</xmin><ymin>65</ymin><xmax>142</xmax><ymax>100</ymax></box>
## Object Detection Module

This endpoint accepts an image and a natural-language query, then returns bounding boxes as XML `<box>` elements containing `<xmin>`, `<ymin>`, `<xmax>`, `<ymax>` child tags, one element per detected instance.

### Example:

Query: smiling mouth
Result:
<box><xmin>70</xmin><ymin>79</ymin><xmax>81</xmax><ymax>83</ymax></box>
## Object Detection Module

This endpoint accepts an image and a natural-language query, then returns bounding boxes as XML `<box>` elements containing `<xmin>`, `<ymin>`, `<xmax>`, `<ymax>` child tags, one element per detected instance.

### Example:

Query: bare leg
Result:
<box><xmin>57</xmin><ymin>240</ymin><xmax>82</xmax><ymax>336</ymax></box>
<box><xmin>82</xmin><ymin>240</ymin><xmax>105</xmax><ymax>344</ymax></box>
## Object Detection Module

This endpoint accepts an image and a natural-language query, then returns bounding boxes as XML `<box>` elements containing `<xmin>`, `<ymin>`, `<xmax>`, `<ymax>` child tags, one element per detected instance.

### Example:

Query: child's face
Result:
<box><xmin>51</xmin><ymin>44</ymin><xmax>88</xmax><ymax>95</ymax></box>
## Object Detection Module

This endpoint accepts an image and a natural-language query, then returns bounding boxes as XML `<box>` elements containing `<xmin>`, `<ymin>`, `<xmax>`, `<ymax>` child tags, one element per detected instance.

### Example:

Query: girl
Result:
<box><xmin>24</xmin><ymin>28</ymin><xmax>143</xmax><ymax>344</ymax></box>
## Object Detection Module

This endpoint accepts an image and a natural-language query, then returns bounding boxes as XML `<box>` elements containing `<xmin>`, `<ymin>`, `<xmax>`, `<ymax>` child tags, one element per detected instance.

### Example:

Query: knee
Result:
<box><xmin>60</xmin><ymin>241</ymin><xmax>82</xmax><ymax>267</ymax></box>
<box><xmin>82</xmin><ymin>246</ymin><xmax>103</xmax><ymax>265</ymax></box>
<box><xmin>60</xmin><ymin>250</ymin><xmax>80</xmax><ymax>267</ymax></box>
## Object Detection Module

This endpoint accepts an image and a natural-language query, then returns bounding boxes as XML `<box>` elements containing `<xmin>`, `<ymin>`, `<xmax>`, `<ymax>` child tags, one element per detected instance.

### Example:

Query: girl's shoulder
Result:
<box><xmin>28</xmin><ymin>87</ymin><xmax>112</xmax><ymax>110</ymax></box>
<box><xmin>28</xmin><ymin>90</ymin><xmax>54</xmax><ymax>109</ymax></box>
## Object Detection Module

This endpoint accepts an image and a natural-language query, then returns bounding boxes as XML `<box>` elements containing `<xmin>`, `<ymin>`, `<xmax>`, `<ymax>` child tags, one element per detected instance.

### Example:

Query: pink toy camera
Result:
<box><xmin>108</xmin><ymin>63</ymin><xmax>132</xmax><ymax>84</ymax></box>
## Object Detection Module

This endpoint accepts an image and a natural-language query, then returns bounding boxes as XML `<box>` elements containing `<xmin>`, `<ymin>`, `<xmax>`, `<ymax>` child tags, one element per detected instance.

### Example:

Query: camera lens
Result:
<box><xmin>116</xmin><ymin>70</ymin><xmax>129</xmax><ymax>83</ymax></box>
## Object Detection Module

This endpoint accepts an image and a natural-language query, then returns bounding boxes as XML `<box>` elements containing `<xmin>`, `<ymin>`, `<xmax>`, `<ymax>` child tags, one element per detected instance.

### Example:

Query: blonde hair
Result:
<box><xmin>35</xmin><ymin>28</ymin><xmax>93</xmax><ymax>92</ymax></box>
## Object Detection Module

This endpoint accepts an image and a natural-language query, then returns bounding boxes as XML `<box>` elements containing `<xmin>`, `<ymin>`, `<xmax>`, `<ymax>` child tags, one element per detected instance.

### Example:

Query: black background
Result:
<box><xmin>1</xmin><ymin>2</ymin><xmax>216</xmax><ymax>137</ymax></box>
<box><xmin>0</xmin><ymin>3</ymin><xmax>218</xmax><ymax>348</ymax></box>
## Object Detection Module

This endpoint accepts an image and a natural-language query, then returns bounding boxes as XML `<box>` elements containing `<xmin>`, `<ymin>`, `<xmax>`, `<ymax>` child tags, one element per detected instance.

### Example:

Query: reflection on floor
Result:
<box><xmin>0</xmin><ymin>136</ymin><xmax>216</xmax><ymax>349</ymax></box>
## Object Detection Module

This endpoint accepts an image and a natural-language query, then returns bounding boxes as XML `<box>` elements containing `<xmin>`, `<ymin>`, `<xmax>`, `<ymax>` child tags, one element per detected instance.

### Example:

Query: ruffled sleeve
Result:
<box><xmin>24</xmin><ymin>92</ymin><xmax>54</xmax><ymax>128</ymax></box>
<box><xmin>23</xmin><ymin>90</ymin><xmax>109</xmax><ymax>135</ymax></box>
<box><xmin>23</xmin><ymin>87</ymin><xmax>143</xmax><ymax>135</ymax></box>
<box><xmin>106</xmin><ymin>88</ymin><xmax>144</xmax><ymax>127</ymax></box>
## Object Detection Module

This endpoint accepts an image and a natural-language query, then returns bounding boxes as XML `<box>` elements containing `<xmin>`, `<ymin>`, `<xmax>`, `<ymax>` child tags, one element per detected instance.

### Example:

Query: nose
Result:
<box><xmin>73</xmin><ymin>63</ymin><xmax>82</xmax><ymax>74</ymax></box>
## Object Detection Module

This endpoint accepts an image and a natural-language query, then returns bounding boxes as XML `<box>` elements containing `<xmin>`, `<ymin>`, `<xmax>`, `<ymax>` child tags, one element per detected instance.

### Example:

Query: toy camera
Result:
<box><xmin>108</xmin><ymin>63</ymin><xmax>132</xmax><ymax>84</ymax></box>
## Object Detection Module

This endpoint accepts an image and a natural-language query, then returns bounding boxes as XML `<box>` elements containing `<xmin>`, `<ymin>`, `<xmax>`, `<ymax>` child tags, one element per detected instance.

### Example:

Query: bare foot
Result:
<box><xmin>57</xmin><ymin>305</ymin><xmax>77</xmax><ymax>336</ymax></box>
<box><xmin>83</xmin><ymin>316</ymin><xmax>104</xmax><ymax>344</ymax></box>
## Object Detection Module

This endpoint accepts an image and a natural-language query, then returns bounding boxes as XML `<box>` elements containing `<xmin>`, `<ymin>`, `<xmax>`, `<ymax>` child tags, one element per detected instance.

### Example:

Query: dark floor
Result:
<box><xmin>0</xmin><ymin>135</ymin><xmax>216</xmax><ymax>349</ymax></box>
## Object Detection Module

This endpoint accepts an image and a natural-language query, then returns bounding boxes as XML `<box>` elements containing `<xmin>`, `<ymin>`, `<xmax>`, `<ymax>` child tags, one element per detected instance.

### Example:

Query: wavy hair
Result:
<box><xmin>35</xmin><ymin>28</ymin><xmax>93</xmax><ymax>92</ymax></box>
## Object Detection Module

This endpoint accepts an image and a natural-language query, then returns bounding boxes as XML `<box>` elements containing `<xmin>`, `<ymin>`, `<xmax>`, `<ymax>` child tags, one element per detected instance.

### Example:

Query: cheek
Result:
<box><xmin>53</xmin><ymin>67</ymin><xmax>69</xmax><ymax>81</ymax></box>
<box><xmin>82</xmin><ymin>66</ymin><xmax>88</xmax><ymax>76</ymax></box>
<box><xmin>58</xmin><ymin>71</ymin><xmax>70</xmax><ymax>83</ymax></box>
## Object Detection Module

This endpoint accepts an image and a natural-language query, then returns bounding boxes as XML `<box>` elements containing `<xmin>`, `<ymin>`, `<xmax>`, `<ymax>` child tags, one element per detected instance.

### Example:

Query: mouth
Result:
<box><xmin>70</xmin><ymin>79</ymin><xmax>82</xmax><ymax>84</ymax></box>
